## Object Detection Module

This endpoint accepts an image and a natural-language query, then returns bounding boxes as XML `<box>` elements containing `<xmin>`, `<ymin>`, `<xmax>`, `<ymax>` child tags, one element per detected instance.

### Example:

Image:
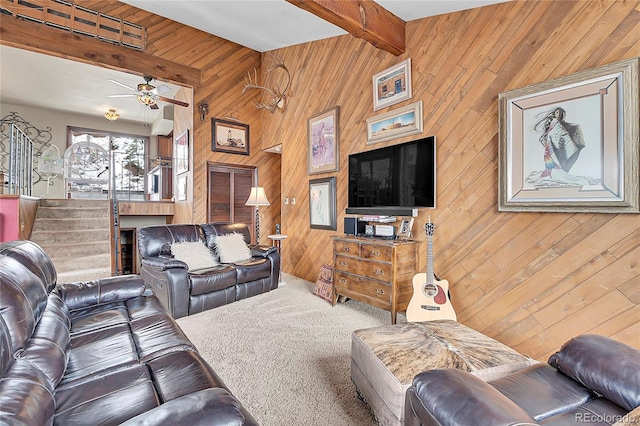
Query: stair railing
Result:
<box><xmin>6</xmin><ymin>124</ymin><xmax>34</xmax><ymax>195</ymax></box>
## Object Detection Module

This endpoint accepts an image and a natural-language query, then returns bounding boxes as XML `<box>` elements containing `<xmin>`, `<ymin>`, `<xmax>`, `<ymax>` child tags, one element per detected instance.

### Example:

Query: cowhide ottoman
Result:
<box><xmin>351</xmin><ymin>320</ymin><xmax>537</xmax><ymax>426</ymax></box>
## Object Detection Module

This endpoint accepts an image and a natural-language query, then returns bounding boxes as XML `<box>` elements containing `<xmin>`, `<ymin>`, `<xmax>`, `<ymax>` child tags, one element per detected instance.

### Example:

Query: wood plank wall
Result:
<box><xmin>263</xmin><ymin>0</ymin><xmax>640</xmax><ymax>360</ymax></box>
<box><xmin>2</xmin><ymin>0</ymin><xmax>638</xmax><ymax>360</ymax></box>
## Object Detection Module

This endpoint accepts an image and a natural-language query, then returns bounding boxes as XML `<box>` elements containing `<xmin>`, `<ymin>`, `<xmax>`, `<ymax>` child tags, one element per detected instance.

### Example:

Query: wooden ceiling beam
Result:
<box><xmin>286</xmin><ymin>0</ymin><xmax>405</xmax><ymax>56</ymax></box>
<box><xmin>0</xmin><ymin>16</ymin><xmax>201</xmax><ymax>87</ymax></box>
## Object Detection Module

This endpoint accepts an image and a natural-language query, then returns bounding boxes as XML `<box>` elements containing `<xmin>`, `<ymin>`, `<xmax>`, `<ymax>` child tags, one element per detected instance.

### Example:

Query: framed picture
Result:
<box><xmin>174</xmin><ymin>130</ymin><xmax>189</xmax><ymax>175</ymax></box>
<box><xmin>308</xmin><ymin>107</ymin><xmax>339</xmax><ymax>175</ymax></box>
<box><xmin>211</xmin><ymin>118</ymin><xmax>250</xmax><ymax>155</ymax></box>
<box><xmin>373</xmin><ymin>58</ymin><xmax>412</xmax><ymax>111</ymax></box>
<box><xmin>177</xmin><ymin>174</ymin><xmax>187</xmax><ymax>201</ymax></box>
<box><xmin>397</xmin><ymin>218</ymin><xmax>414</xmax><ymax>240</ymax></box>
<box><xmin>498</xmin><ymin>58</ymin><xmax>639</xmax><ymax>213</ymax></box>
<box><xmin>367</xmin><ymin>101</ymin><xmax>423</xmax><ymax>144</ymax></box>
<box><xmin>309</xmin><ymin>177</ymin><xmax>337</xmax><ymax>230</ymax></box>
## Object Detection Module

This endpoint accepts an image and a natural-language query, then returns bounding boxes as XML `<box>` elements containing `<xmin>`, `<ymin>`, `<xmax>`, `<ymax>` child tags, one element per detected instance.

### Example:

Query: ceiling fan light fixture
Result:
<box><xmin>104</xmin><ymin>108</ymin><xmax>120</xmax><ymax>121</ymax></box>
<box><xmin>137</xmin><ymin>94</ymin><xmax>157</xmax><ymax>106</ymax></box>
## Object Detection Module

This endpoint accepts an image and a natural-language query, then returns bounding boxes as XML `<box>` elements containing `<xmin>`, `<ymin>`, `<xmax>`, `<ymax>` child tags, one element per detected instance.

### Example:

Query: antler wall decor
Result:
<box><xmin>242</xmin><ymin>57</ymin><xmax>291</xmax><ymax>113</ymax></box>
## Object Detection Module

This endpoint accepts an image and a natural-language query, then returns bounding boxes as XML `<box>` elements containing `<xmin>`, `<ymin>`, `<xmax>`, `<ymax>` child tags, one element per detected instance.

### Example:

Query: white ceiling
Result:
<box><xmin>0</xmin><ymin>0</ymin><xmax>509</xmax><ymax>125</ymax></box>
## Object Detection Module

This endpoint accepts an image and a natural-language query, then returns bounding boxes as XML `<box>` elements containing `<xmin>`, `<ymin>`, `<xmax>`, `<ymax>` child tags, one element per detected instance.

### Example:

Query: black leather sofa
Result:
<box><xmin>405</xmin><ymin>334</ymin><xmax>640</xmax><ymax>426</ymax></box>
<box><xmin>137</xmin><ymin>222</ymin><xmax>280</xmax><ymax>318</ymax></box>
<box><xmin>0</xmin><ymin>240</ymin><xmax>258</xmax><ymax>425</ymax></box>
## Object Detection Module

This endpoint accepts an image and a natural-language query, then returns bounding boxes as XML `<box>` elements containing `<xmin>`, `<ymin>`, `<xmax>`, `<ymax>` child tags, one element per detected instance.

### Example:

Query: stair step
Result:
<box><xmin>31</xmin><ymin>229</ymin><xmax>110</xmax><ymax>245</ymax></box>
<box><xmin>32</xmin><ymin>217</ymin><xmax>110</xmax><ymax>231</ymax></box>
<box><xmin>39</xmin><ymin>241</ymin><xmax>111</xmax><ymax>259</ymax></box>
<box><xmin>53</xmin><ymin>253</ymin><xmax>111</xmax><ymax>274</ymax></box>
<box><xmin>57</xmin><ymin>268</ymin><xmax>113</xmax><ymax>283</ymax></box>
<box><xmin>36</xmin><ymin>206</ymin><xmax>109</xmax><ymax>219</ymax></box>
<box><xmin>39</xmin><ymin>199</ymin><xmax>110</xmax><ymax>208</ymax></box>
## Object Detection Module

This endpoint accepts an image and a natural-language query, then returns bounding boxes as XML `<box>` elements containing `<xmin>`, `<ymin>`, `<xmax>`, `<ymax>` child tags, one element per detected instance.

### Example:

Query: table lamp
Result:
<box><xmin>245</xmin><ymin>186</ymin><xmax>270</xmax><ymax>244</ymax></box>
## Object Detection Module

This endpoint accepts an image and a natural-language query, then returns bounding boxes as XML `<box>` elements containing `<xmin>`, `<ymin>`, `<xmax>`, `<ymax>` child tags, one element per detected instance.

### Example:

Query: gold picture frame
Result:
<box><xmin>498</xmin><ymin>58</ymin><xmax>639</xmax><ymax>213</ymax></box>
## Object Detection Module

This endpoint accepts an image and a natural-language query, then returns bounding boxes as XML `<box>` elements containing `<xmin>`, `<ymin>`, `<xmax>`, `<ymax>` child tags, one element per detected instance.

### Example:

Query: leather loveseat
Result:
<box><xmin>404</xmin><ymin>334</ymin><xmax>640</xmax><ymax>426</ymax></box>
<box><xmin>137</xmin><ymin>222</ymin><xmax>280</xmax><ymax>319</ymax></box>
<box><xmin>0</xmin><ymin>240</ymin><xmax>258</xmax><ymax>425</ymax></box>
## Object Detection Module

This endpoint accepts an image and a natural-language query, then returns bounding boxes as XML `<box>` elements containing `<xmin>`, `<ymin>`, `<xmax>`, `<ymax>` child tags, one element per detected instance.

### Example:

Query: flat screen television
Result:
<box><xmin>347</xmin><ymin>136</ymin><xmax>436</xmax><ymax>214</ymax></box>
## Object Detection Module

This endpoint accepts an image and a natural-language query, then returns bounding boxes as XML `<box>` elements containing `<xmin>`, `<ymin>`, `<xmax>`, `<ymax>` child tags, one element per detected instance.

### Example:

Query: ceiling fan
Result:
<box><xmin>108</xmin><ymin>76</ymin><xmax>189</xmax><ymax>109</ymax></box>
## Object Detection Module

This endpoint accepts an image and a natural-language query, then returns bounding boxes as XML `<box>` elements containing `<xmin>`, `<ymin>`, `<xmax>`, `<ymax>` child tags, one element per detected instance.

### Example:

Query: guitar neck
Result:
<box><xmin>426</xmin><ymin>235</ymin><xmax>434</xmax><ymax>285</ymax></box>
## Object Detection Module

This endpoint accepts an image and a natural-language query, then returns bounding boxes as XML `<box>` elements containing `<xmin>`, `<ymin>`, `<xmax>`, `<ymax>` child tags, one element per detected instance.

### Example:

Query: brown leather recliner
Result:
<box><xmin>404</xmin><ymin>334</ymin><xmax>640</xmax><ymax>426</ymax></box>
<box><xmin>0</xmin><ymin>240</ymin><xmax>258</xmax><ymax>425</ymax></box>
<box><xmin>137</xmin><ymin>222</ymin><xmax>280</xmax><ymax>318</ymax></box>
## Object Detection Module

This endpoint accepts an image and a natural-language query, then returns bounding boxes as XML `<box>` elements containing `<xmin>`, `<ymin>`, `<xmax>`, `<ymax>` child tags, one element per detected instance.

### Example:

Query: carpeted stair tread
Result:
<box><xmin>35</xmin><ymin>206</ymin><xmax>110</xmax><ymax>219</ymax></box>
<box><xmin>37</xmin><ymin>241</ymin><xmax>111</xmax><ymax>259</ymax></box>
<box><xmin>32</xmin><ymin>217</ymin><xmax>111</xmax><ymax>231</ymax></box>
<box><xmin>53</xmin><ymin>253</ymin><xmax>111</xmax><ymax>273</ymax></box>
<box><xmin>30</xmin><ymin>228</ymin><xmax>110</xmax><ymax>244</ymax></box>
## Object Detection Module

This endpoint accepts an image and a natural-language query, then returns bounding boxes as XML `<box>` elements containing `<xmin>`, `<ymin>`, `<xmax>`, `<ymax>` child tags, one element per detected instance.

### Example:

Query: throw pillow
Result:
<box><xmin>313</xmin><ymin>264</ymin><xmax>334</xmax><ymax>305</ymax></box>
<box><xmin>171</xmin><ymin>241</ymin><xmax>218</xmax><ymax>270</ymax></box>
<box><xmin>215</xmin><ymin>232</ymin><xmax>252</xmax><ymax>263</ymax></box>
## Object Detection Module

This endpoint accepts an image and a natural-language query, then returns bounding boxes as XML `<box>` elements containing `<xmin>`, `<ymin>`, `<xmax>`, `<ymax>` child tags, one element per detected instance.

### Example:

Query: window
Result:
<box><xmin>68</xmin><ymin>127</ymin><xmax>149</xmax><ymax>200</ymax></box>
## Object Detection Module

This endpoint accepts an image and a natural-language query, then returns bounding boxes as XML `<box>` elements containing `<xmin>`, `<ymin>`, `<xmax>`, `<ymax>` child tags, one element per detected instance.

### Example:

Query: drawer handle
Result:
<box><xmin>371</xmin><ymin>250</ymin><xmax>381</xmax><ymax>257</ymax></box>
<box><xmin>343</xmin><ymin>247</ymin><xmax>351</xmax><ymax>253</ymax></box>
<box><xmin>339</xmin><ymin>278</ymin><xmax>347</xmax><ymax>284</ymax></box>
<box><xmin>374</xmin><ymin>288</ymin><xmax>385</xmax><ymax>295</ymax></box>
<box><xmin>339</xmin><ymin>261</ymin><xmax>348</xmax><ymax>267</ymax></box>
<box><xmin>374</xmin><ymin>269</ymin><xmax>385</xmax><ymax>276</ymax></box>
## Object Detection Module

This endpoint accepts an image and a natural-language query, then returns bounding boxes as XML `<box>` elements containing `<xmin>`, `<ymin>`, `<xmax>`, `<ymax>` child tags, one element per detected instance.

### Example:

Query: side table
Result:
<box><xmin>267</xmin><ymin>234</ymin><xmax>288</xmax><ymax>285</ymax></box>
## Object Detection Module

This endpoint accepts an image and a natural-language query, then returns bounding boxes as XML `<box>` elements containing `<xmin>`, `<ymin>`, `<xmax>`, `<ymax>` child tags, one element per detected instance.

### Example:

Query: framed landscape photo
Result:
<box><xmin>367</xmin><ymin>101</ymin><xmax>423</xmax><ymax>144</ymax></box>
<box><xmin>309</xmin><ymin>177</ymin><xmax>337</xmax><ymax>230</ymax></box>
<box><xmin>174</xmin><ymin>130</ymin><xmax>189</xmax><ymax>175</ymax></box>
<box><xmin>211</xmin><ymin>118</ymin><xmax>250</xmax><ymax>155</ymax></box>
<box><xmin>373</xmin><ymin>58</ymin><xmax>412</xmax><ymax>111</ymax></box>
<box><xmin>308</xmin><ymin>107</ymin><xmax>339</xmax><ymax>175</ymax></box>
<box><xmin>498</xmin><ymin>58</ymin><xmax>639</xmax><ymax>213</ymax></box>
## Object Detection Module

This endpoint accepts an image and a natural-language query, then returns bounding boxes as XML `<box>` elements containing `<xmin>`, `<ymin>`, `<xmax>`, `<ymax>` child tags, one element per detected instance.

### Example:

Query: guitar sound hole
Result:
<box><xmin>423</xmin><ymin>284</ymin><xmax>438</xmax><ymax>297</ymax></box>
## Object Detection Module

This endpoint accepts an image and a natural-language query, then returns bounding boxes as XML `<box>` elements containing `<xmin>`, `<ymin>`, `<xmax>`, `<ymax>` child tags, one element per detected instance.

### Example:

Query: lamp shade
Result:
<box><xmin>245</xmin><ymin>186</ymin><xmax>270</xmax><ymax>206</ymax></box>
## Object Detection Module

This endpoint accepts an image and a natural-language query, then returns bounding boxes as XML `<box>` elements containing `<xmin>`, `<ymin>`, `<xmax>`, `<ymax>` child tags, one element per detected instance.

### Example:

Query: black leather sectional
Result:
<box><xmin>405</xmin><ymin>334</ymin><xmax>640</xmax><ymax>426</ymax></box>
<box><xmin>137</xmin><ymin>222</ymin><xmax>280</xmax><ymax>318</ymax></box>
<box><xmin>0</xmin><ymin>240</ymin><xmax>258</xmax><ymax>425</ymax></box>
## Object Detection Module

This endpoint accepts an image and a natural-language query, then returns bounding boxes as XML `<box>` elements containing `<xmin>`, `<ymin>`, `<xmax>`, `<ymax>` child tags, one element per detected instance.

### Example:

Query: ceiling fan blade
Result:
<box><xmin>152</xmin><ymin>85</ymin><xmax>171</xmax><ymax>95</ymax></box>
<box><xmin>108</xmin><ymin>94</ymin><xmax>138</xmax><ymax>98</ymax></box>
<box><xmin>109</xmin><ymin>79</ymin><xmax>136</xmax><ymax>91</ymax></box>
<box><xmin>158</xmin><ymin>96</ymin><xmax>189</xmax><ymax>107</ymax></box>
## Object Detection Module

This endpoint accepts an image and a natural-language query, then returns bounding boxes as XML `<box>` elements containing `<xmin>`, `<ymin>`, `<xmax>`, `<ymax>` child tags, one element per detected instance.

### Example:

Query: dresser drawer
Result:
<box><xmin>334</xmin><ymin>240</ymin><xmax>359</xmax><ymax>256</ymax></box>
<box><xmin>334</xmin><ymin>271</ymin><xmax>390</xmax><ymax>304</ymax></box>
<box><xmin>335</xmin><ymin>255</ymin><xmax>392</xmax><ymax>281</ymax></box>
<box><xmin>360</xmin><ymin>244</ymin><xmax>392</xmax><ymax>262</ymax></box>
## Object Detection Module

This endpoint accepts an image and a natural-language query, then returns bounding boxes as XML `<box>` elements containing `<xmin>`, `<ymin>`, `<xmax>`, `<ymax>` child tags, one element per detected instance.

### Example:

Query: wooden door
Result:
<box><xmin>207</xmin><ymin>163</ymin><xmax>255</xmax><ymax>239</ymax></box>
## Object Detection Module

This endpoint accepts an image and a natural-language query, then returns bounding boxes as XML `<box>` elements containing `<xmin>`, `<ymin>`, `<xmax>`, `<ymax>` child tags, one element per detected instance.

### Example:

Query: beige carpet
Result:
<box><xmin>177</xmin><ymin>274</ymin><xmax>406</xmax><ymax>425</ymax></box>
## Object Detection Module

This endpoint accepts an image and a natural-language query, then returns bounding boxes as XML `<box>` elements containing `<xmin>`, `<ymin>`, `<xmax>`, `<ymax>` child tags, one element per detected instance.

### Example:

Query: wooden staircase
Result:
<box><xmin>30</xmin><ymin>199</ymin><xmax>113</xmax><ymax>282</ymax></box>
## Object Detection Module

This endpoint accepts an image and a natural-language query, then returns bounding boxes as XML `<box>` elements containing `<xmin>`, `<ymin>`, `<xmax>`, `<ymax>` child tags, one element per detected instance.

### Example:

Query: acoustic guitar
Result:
<box><xmin>406</xmin><ymin>219</ymin><xmax>457</xmax><ymax>322</ymax></box>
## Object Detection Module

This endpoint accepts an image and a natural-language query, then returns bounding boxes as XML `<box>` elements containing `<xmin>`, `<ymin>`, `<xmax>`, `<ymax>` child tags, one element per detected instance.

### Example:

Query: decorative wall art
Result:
<box><xmin>366</xmin><ymin>101</ymin><xmax>423</xmax><ymax>144</ymax></box>
<box><xmin>372</xmin><ymin>58</ymin><xmax>412</xmax><ymax>111</ymax></box>
<box><xmin>498</xmin><ymin>58</ymin><xmax>639</xmax><ymax>213</ymax></box>
<box><xmin>309</xmin><ymin>177</ymin><xmax>337</xmax><ymax>230</ymax></box>
<box><xmin>308</xmin><ymin>107</ymin><xmax>339</xmax><ymax>175</ymax></box>
<box><xmin>211</xmin><ymin>118</ymin><xmax>250</xmax><ymax>155</ymax></box>
<box><xmin>174</xmin><ymin>130</ymin><xmax>189</xmax><ymax>175</ymax></box>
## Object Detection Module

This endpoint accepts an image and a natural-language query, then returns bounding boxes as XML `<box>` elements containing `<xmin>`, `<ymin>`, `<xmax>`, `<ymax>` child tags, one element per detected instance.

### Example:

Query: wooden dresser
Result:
<box><xmin>332</xmin><ymin>236</ymin><xmax>418</xmax><ymax>324</ymax></box>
